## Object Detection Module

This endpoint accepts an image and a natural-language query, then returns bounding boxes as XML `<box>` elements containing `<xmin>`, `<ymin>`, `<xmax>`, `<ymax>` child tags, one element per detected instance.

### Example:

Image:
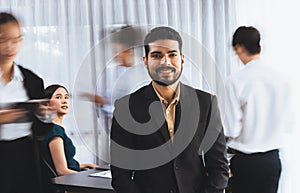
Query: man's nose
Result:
<box><xmin>160</xmin><ymin>55</ymin><xmax>171</xmax><ymax>65</ymax></box>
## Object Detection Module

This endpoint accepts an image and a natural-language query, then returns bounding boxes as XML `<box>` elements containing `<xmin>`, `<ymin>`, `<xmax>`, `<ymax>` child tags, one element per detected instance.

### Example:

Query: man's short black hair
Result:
<box><xmin>232</xmin><ymin>26</ymin><xmax>261</xmax><ymax>55</ymax></box>
<box><xmin>110</xmin><ymin>25</ymin><xmax>143</xmax><ymax>49</ymax></box>
<box><xmin>144</xmin><ymin>26</ymin><xmax>183</xmax><ymax>58</ymax></box>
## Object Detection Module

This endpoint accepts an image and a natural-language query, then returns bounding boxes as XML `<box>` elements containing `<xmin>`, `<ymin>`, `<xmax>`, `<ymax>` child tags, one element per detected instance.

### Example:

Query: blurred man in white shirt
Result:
<box><xmin>223</xmin><ymin>26</ymin><xmax>294</xmax><ymax>193</ymax></box>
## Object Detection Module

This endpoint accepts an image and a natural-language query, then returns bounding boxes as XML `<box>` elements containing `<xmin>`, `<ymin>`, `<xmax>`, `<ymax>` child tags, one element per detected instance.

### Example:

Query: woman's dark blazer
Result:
<box><xmin>18</xmin><ymin>65</ymin><xmax>52</xmax><ymax>136</ymax></box>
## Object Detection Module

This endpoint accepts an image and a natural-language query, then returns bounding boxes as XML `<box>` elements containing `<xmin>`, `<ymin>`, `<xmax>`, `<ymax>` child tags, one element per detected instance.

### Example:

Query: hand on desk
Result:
<box><xmin>80</xmin><ymin>163</ymin><xmax>99</xmax><ymax>170</ymax></box>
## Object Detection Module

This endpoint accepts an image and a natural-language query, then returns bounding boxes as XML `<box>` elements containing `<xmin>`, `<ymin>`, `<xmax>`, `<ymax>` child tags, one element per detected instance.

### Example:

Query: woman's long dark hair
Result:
<box><xmin>44</xmin><ymin>84</ymin><xmax>68</xmax><ymax>99</ymax></box>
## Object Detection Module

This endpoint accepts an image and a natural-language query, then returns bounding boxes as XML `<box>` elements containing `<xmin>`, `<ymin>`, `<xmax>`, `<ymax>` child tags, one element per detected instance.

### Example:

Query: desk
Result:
<box><xmin>52</xmin><ymin>168</ymin><xmax>115</xmax><ymax>193</ymax></box>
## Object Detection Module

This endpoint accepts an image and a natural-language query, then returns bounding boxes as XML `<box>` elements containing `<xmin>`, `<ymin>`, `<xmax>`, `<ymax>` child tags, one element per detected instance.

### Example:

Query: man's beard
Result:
<box><xmin>147</xmin><ymin>65</ymin><xmax>183</xmax><ymax>86</ymax></box>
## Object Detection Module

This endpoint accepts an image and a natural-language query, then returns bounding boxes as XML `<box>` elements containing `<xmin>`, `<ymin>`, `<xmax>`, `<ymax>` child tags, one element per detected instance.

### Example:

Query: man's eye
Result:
<box><xmin>152</xmin><ymin>54</ymin><xmax>162</xmax><ymax>59</ymax></box>
<box><xmin>169</xmin><ymin>53</ymin><xmax>177</xmax><ymax>57</ymax></box>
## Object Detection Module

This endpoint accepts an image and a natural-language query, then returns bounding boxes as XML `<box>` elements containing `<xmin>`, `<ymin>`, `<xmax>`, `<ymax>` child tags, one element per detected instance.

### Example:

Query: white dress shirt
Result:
<box><xmin>223</xmin><ymin>58</ymin><xmax>294</xmax><ymax>154</ymax></box>
<box><xmin>0</xmin><ymin>64</ymin><xmax>32</xmax><ymax>140</ymax></box>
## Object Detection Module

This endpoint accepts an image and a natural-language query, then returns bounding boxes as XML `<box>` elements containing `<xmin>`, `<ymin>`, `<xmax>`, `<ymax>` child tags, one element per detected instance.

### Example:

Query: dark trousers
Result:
<box><xmin>229</xmin><ymin>149</ymin><xmax>281</xmax><ymax>193</ymax></box>
<box><xmin>0</xmin><ymin>136</ymin><xmax>39</xmax><ymax>193</ymax></box>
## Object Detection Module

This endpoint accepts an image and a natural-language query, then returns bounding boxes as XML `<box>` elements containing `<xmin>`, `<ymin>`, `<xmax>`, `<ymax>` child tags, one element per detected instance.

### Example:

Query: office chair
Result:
<box><xmin>41</xmin><ymin>158</ymin><xmax>64</xmax><ymax>193</ymax></box>
<box><xmin>42</xmin><ymin>158</ymin><xmax>57</xmax><ymax>177</ymax></box>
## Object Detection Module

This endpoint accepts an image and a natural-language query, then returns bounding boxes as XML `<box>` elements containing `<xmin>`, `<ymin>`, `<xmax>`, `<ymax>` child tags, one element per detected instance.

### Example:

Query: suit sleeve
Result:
<box><xmin>110</xmin><ymin>100</ymin><xmax>141</xmax><ymax>193</ymax></box>
<box><xmin>202</xmin><ymin>96</ymin><xmax>229</xmax><ymax>193</ymax></box>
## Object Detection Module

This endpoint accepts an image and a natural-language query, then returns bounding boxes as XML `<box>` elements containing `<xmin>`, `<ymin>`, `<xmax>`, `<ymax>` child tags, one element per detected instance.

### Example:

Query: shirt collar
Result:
<box><xmin>0</xmin><ymin>63</ymin><xmax>23</xmax><ymax>83</ymax></box>
<box><xmin>12</xmin><ymin>63</ymin><xmax>24</xmax><ymax>81</ymax></box>
<box><xmin>243</xmin><ymin>57</ymin><xmax>261</xmax><ymax>69</ymax></box>
<box><xmin>152</xmin><ymin>83</ymin><xmax>180</xmax><ymax>107</ymax></box>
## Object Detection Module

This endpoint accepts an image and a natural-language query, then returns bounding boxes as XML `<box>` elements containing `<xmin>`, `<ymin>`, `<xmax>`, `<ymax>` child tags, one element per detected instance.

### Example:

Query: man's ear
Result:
<box><xmin>234</xmin><ymin>45</ymin><xmax>244</xmax><ymax>55</ymax></box>
<box><xmin>181</xmin><ymin>54</ymin><xmax>185</xmax><ymax>66</ymax></box>
<box><xmin>143</xmin><ymin>56</ymin><xmax>148</xmax><ymax>67</ymax></box>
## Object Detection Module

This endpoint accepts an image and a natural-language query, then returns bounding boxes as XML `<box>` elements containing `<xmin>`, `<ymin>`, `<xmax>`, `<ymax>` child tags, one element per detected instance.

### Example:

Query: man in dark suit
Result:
<box><xmin>110</xmin><ymin>26</ymin><xmax>229</xmax><ymax>193</ymax></box>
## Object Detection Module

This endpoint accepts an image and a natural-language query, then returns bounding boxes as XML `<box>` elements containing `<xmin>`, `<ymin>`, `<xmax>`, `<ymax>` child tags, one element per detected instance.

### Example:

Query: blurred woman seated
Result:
<box><xmin>43</xmin><ymin>84</ymin><xmax>97</xmax><ymax>176</ymax></box>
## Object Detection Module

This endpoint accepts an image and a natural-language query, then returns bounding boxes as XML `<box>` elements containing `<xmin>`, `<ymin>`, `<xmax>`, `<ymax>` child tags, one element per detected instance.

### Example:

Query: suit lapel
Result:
<box><xmin>173</xmin><ymin>84</ymin><xmax>199</xmax><ymax>146</ymax></box>
<box><xmin>142</xmin><ymin>83</ymin><xmax>199</xmax><ymax>147</ymax></box>
<box><xmin>143</xmin><ymin>84</ymin><xmax>171</xmax><ymax>143</ymax></box>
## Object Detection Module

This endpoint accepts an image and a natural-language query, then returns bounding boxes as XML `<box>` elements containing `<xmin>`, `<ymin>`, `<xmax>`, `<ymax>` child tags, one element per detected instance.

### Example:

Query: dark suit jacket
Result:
<box><xmin>111</xmin><ymin>83</ymin><xmax>229</xmax><ymax>193</ymax></box>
